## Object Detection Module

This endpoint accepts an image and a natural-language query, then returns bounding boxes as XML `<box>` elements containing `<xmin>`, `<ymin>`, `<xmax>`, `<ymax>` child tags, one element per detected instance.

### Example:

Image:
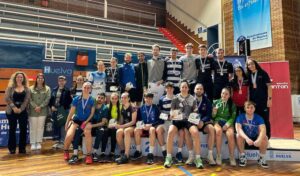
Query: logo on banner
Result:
<box><xmin>271</xmin><ymin>82</ymin><xmax>289</xmax><ymax>89</ymax></box>
<box><xmin>43</xmin><ymin>66</ymin><xmax>72</xmax><ymax>75</ymax></box>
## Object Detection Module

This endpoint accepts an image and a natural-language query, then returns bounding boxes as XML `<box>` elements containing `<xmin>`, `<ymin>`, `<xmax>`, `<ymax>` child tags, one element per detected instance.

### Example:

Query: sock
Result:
<box><xmin>189</xmin><ymin>150</ymin><xmax>193</xmax><ymax>157</ymax></box>
<box><xmin>178</xmin><ymin>148</ymin><xmax>182</xmax><ymax>153</ymax></box>
<box><xmin>93</xmin><ymin>148</ymin><xmax>98</xmax><ymax>153</ymax></box>
<box><xmin>161</xmin><ymin>145</ymin><xmax>166</xmax><ymax>151</ymax></box>
<box><xmin>149</xmin><ymin>146</ymin><xmax>154</xmax><ymax>154</ymax></box>
<box><xmin>167</xmin><ymin>153</ymin><xmax>172</xmax><ymax>158</ymax></box>
<box><xmin>260</xmin><ymin>153</ymin><xmax>266</xmax><ymax>159</ymax></box>
<box><xmin>240</xmin><ymin>152</ymin><xmax>245</xmax><ymax>156</ymax></box>
<box><xmin>136</xmin><ymin>145</ymin><xmax>141</xmax><ymax>151</ymax></box>
<box><xmin>73</xmin><ymin>149</ymin><xmax>78</xmax><ymax>155</ymax></box>
<box><xmin>196</xmin><ymin>155</ymin><xmax>201</xmax><ymax>159</ymax></box>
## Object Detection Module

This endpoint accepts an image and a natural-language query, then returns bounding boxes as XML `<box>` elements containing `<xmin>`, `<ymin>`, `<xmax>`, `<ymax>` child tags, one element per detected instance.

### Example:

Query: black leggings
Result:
<box><xmin>255</xmin><ymin>107</ymin><xmax>271</xmax><ymax>139</ymax></box>
<box><xmin>102</xmin><ymin>128</ymin><xmax>117</xmax><ymax>154</ymax></box>
<box><xmin>7</xmin><ymin>111</ymin><xmax>28</xmax><ymax>152</ymax></box>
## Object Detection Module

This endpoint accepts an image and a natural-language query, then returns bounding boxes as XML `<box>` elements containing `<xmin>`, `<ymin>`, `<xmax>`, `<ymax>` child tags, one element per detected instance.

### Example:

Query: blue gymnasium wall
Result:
<box><xmin>0</xmin><ymin>40</ymin><xmax>44</xmax><ymax>69</ymax></box>
<box><xmin>66</xmin><ymin>48</ymin><xmax>97</xmax><ymax>71</ymax></box>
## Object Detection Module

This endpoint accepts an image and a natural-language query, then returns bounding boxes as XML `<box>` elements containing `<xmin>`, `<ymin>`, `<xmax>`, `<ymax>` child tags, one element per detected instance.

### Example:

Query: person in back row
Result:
<box><xmin>236</xmin><ymin>101</ymin><xmax>269</xmax><ymax>169</ymax></box>
<box><xmin>89</xmin><ymin>60</ymin><xmax>106</xmax><ymax>97</ymax></box>
<box><xmin>135</xmin><ymin>52</ymin><xmax>148</xmax><ymax>106</ymax></box>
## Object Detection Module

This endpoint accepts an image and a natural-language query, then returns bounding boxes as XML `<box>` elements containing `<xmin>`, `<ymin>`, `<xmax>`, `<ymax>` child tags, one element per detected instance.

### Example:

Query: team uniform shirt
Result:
<box><xmin>120</xmin><ymin>105</ymin><xmax>137</xmax><ymax>125</ymax></box>
<box><xmin>213</xmin><ymin>60</ymin><xmax>233</xmax><ymax>84</ymax></box>
<box><xmin>212</xmin><ymin>99</ymin><xmax>237</xmax><ymax>126</ymax></box>
<box><xmin>195</xmin><ymin>95</ymin><xmax>212</xmax><ymax>123</ymax></box>
<box><xmin>92</xmin><ymin>104</ymin><xmax>108</xmax><ymax>124</ymax></box>
<box><xmin>163</xmin><ymin>58</ymin><xmax>183</xmax><ymax>87</ymax></box>
<box><xmin>158</xmin><ymin>95</ymin><xmax>173</xmax><ymax>116</ymax></box>
<box><xmin>105</xmin><ymin>67</ymin><xmax>119</xmax><ymax>92</ymax></box>
<box><xmin>119</xmin><ymin>63</ymin><xmax>136</xmax><ymax>90</ymax></box>
<box><xmin>195</xmin><ymin>56</ymin><xmax>215</xmax><ymax>83</ymax></box>
<box><xmin>72</xmin><ymin>96</ymin><xmax>95</xmax><ymax>121</ymax></box>
<box><xmin>231</xmin><ymin>78</ymin><xmax>249</xmax><ymax>107</ymax></box>
<box><xmin>179</xmin><ymin>55</ymin><xmax>197</xmax><ymax>82</ymax></box>
<box><xmin>236</xmin><ymin>113</ymin><xmax>265</xmax><ymax>139</ymax></box>
<box><xmin>171</xmin><ymin>94</ymin><xmax>197</xmax><ymax>120</ymax></box>
<box><xmin>88</xmin><ymin>71</ymin><xmax>106</xmax><ymax>97</ymax></box>
<box><xmin>249</xmin><ymin>70</ymin><xmax>271</xmax><ymax>108</ymax></box>
<box><xmin>137</xmin><ymin>104</ymin><xmax>162</xmax><ymax>126</ymax></box>
<box><xmin>147</xmin><ymin>57</ymin><xmax>165</xmax><ymax>83</ymax></box>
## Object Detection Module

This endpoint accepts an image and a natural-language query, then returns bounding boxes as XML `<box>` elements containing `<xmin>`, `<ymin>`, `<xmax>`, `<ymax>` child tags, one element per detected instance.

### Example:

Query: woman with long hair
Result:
<box><xmin>212</xmin><ymin>87</ymin><xmax>236</xmax><ymax>166</ymax></box>
<box><xmin>230</xmin><ymin>66</ymin><xmax>249</xmax><ymax>115</ymax></box>
<box><xmin>5</xmin><ymin>71</ymin><xmax>30</xmax><ymax>154</ymax></box>
<box><xmin>246</xmin><ymin>59</ymin><xmax>272</xmax><ymax>139</ymax></box>
<box><xmin>29</xmin><ymin>73</ymin><xmax>51</xmax><ymax>151</ymax></box>
<box><xmin>70</xmin><ymin>75</ymin><xmax>84</xmax><ymax>97</ymax></box>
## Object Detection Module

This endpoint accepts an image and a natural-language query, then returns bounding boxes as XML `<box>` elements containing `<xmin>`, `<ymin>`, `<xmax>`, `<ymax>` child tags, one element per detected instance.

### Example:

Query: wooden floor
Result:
<box><xmin>0</xmin><ymin>124</ymin><xmax>300</xmax><ymax>176</ymax></box>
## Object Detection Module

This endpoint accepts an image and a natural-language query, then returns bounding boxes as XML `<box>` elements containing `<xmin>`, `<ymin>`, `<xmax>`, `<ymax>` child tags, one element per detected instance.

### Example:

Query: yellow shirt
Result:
<box><xmin>111</xmin><ymin>105</ymin><xmax>118</xmax><ymax>119</ymax></box>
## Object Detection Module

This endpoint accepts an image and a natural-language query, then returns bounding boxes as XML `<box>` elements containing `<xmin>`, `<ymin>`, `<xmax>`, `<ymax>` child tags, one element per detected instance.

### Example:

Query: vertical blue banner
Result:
<box><xmin>42</xmin><ymin>60</ymin><xmax>74</xmax><ymax>89</ymax></box>
<box><xmin>233</xmin><ymin>0</ymin><xmax>272</xmax><ymax>51</ymax></box>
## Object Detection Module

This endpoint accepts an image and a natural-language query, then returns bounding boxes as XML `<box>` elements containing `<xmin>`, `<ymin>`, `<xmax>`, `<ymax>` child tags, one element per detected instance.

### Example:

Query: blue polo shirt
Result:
<box><xmin>92</xmin><ymin>104</ymin><xmax>108</xmax><ymax>123</ymax></box>
<box><xmin>236</xmin><ymin>113</ymin><xmax>265</xmax><ymax>138</ymax></box>
<box><xmin>72</xmin><ymin>96</ymin><xmax>95</xmax><ymax>121</ymax></box>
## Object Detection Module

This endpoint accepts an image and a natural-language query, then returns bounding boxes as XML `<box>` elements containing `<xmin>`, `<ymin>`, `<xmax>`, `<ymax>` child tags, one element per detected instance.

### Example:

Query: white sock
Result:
<box><xmin>93</xmin><ymin>149</ymin><xmax>98</xmax><ymax>153</ymax></box>
<box><xmin>136</xmin><ymin>145</ymin><xmax>141</xmax><ymax>151</ymax></box>
<box><xmin>260</xmin><ymin>153</ymin><xmax>266</xmax><ymax>159</ymax></box>
<box><xmin>74</xmin><ymin>149</ymin><xmax>78</xmax><ymax>155</ymax></box>
<box><xmin>208</xmin><ymin>150</ymin><xmax>213</xmax><ymax>155</ymax></box>
<box><xmin>189</xmin><ymin>150</ymin><xmax>193</xmax><ymax>157</ymax></box>
<box><xmin>178</xmin><ymin>148</ymin><xmax>182</xmax><ymax>152</ymax></box>
<box><xmin>149</xmin><ymin>146</ymin><xmax>154</xmax><ymax>154</ymax></box>
<box><xmin>167</xmin><ymin>153</ymin><xmax>172</xmax><ymax>158</ymax></box>
<box><xmin>196</xmin><ymin>155</ymin><xmax>201</xmax><ymax>159</ymax></box>
<box><xmin>240</xmin><ymin>152</ymin><xmax>245</xmax><ymax>156</ymax></box>
<box><xmin>161</xmin><ymin>145</ymin><xmax>166</xmax><ymax>151</ymax></box>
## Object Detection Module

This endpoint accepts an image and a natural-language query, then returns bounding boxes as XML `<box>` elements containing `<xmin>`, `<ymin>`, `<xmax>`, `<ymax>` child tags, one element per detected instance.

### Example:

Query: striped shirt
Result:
<box><xmin>163</xmin><ymin>58</ymin><xmax>183</xmax><ymax>87</ymax></box>
<box><xmin>158</xmin><ymin>95</ymin><xmax>174</xmax><ymax>115</ymax></box>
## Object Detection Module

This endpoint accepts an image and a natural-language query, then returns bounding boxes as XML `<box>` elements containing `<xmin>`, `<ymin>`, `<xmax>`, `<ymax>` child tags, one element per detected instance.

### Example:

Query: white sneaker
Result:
<box><xmin>230</xmin><ymin>157</ymin><xmax>237</xmax><ymax>166</ymax></box>
<box><xmin>216</xmin><ymin>155</ymin><xmax>222</xmax><ymax>165</ymax></box>
<box><xmin>36</xmin><ymin>143</ymin><xmax>42</xmax><ymax>150</ymax></box>
<box><xmin>185</xmin><ymin>155</ymin><xmax>194</xmax><ymax>165</ymax></box>
<box><xmin>52</xmin><ymin>142</ymin><xmax>59</xmax><ymax>149</ymax></box>
<box><xmin>31</xmin><ymin>144</ymin><xmax>36</xmax><ymax>151</ymax></box>
<box><xmin>57</xmin><ymin>142</ymin><xmax>64</xmax><ymax>149</ymax></box>
<box><xmin>207</xmin><ymin>153</ymin><xmax>216</xmax><ymax>165</ymax></box>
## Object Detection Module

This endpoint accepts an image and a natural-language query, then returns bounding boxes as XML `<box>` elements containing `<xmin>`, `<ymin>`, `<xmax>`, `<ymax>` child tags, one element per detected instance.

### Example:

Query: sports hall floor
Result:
<box><xmin>0</xmin><ymin>124</ymin><xmax>300</xmax><ymax>176</ymax></box>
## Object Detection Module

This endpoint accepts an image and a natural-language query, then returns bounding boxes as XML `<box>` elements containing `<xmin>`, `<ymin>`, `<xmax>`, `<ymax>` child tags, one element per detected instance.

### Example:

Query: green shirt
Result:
<box><xmin>212</xmin><ymin>99</ymin><xmax>236</xmax><ymax>126</ymax></box>
<box><xmin>29</xmin><ymin>85</ymin><xmax>51</xmax><ymax>117</ymax></box>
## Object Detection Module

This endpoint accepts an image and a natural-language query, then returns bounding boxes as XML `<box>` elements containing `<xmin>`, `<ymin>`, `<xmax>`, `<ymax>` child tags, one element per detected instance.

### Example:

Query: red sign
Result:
<box><xmin>260</xmin><ymin>61</ymin><xmax>294</xmax><ymax>139</ymax></box>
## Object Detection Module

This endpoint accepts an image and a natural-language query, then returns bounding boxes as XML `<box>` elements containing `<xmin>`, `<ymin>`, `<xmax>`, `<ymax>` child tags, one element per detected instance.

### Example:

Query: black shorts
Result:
<box><xmin>186</xmin><ymin>121</ymin><xmax>213</xmax><ymax>134</ymax></box>
<box><xmin>73</xmin><ymin>119</ymin><xmax>84</xmax><ymax>126</ymax></box>
<box><xmin>172</xmin><ymin>120</ymin><xmax>189</xmax><ymax>130</ymax></box>
<box><xmin>245</xmin><ymin>136</ymin><xmax>259</xmax><ymax>149</ymax></box>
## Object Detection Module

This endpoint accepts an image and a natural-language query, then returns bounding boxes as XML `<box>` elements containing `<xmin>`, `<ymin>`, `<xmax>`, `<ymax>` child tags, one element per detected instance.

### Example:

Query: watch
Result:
<box><xmin>268</xmin><ymin>97</ymin><xmax>272</xmax><ymax>100</ymax></box>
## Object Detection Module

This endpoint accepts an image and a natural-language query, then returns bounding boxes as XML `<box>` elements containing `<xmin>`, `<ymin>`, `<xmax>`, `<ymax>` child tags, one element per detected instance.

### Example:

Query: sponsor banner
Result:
<box><xmin>43</xmin><ymin>60</ymin><xmax>74</xmax><ymax>89</ymax></box>
<box><xmin>260</xmin><ymin>61</ymin><xmax>294</xmax><ymax>138</ymax></box>
<box><xmin>233</xmin><ymin>0</ymin><xmax>272</xmax><ymax>51</ymax></box>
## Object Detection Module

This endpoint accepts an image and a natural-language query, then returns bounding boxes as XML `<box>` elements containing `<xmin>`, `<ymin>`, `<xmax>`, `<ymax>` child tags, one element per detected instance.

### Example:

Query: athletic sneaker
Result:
<box><xmin>36</xmin><ymin>143</ymin><xmax>42</xmax><ymax>150</ymax></box>
<box><xmin>164</xmin><ymin>156</ymin><xmax>173</xmax><ymax>168</ymax></box>
<box><xmin>68</xmin><ymin>155</ymin><xmax>79</xmax><ymax>164</ymax></box>
<box><xmin>85</xmin><ymin>154</ymin><xmax>93</xmax><ymax>164</ymax></box>
<box><xmin>185</xmin><ymin>155</ymin><xmax>194</xmax><ymax>165</ymax></box>
<box><xmin>92</xmin><ymin>153</ymin><xmax>99</xmax><ymax>162</ymax></box>
<box><xmin>98</xmin><ymin>153</ymin><xmax>106</xmax><ymax>162</ymax></box>
<box><xmin>216</xmin><ymin>155</ymin><xmax>222</xmax><ymax>165</ymax></box>
<box><xmin>64</xmin><ymin>150</ymin><xmax>70</xmax><ymax>160</ymax></box>
<box><xmin>31</xmin><ymin>144</ymin><xmax>36</xmax><ymax>151</ymax></box>
<box><xmin>207</xmin><ymin>153</ymin><xmax>216</xmax><ymax>165</ymax></box>
<box><xmin>146</xmin><ymin>153</ymin><xmax>154</xmax><ymax>165</ymax></box>
<box><xmin>132</xmin><ymin>151</ymin><xmax>142</xmax><ymax>160</ymax></box>
<box><xmin>116</xmin><ymin>155</ymin><xmax>129</xmax><ymax>165</ymax></box>
<box><xmin>175</xmin><ymin>152</ymin><xmax>183</xmax><ymax>163</ymax></box>
<box><xmin>239</xmin><ymin>154</ymin><xmax>247</xmax><ymax>167</ymax></box>
<box><xmin>194</xmin><ymin>158</ymin><xmax>204</xmax><ymax>169</ymax></box>
<box><xmin>258</xmin><ymin>157</ymin><xmax>269</xmax><ymax>169</ymax></box>
<box><xmin>230</xmin><ymin>157</ymin><xmax>237</xmax><ymax>166</ymax></box>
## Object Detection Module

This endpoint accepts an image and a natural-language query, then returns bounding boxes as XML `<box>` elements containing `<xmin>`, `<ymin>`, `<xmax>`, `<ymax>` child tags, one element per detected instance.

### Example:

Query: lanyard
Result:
<box><xmin>222</xmin><ymin>101</ymin><xmax>227</xmax><ymax>113</ymax></box>
<box><xmin>199</xmin><ymin>57</ymin><xmax>207</xmax><ymax>72</ymax></box>
<box><xmin>238</xmin><ymin>78</ymin><xmax>243</xmax><ymax>90</ymax></box>
<box><xmin>217</xmin><ymin>60</ymin><xmax>225</xmax><ymax>76</ymax></box>
<box><xmin>196</xmin><ymin>97</ymin><xmax>203</xmax><ymax>109</ymax></box>
<box><xmin>145</xmin><ymin>105</ymin><xmax>153</xmax><ymax>122</ymax></box>
<box><xmin>251</xmin><ymin>72</ymin><xmax>258</xmax><ymax>85</ymax></box>
<box><xmin>82</xmin><ymin>96</ymin><xmax>90</xmax><ymax>114</ymax></box>
<box><xmin>110</xmin><ymin>68</ymin><xmax>116</xmax><ymax>82</ymax></box>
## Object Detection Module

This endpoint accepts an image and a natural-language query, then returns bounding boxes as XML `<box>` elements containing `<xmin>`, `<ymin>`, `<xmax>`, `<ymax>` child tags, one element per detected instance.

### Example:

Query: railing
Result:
<box><xmin>0</xmin><ymin>0</ymin><xmax>157</xmax><ymax>26</ymax></box>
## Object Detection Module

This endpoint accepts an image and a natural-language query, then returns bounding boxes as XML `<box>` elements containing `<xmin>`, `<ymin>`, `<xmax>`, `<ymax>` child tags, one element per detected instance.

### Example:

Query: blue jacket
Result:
<box><xmin>196</xmin><ymin>95</ymin><xmax>212</xmax><ymax>123</ymax></box>
<box><xmin>119</xmin><ymin>63</ymin><xmax>136</xmax><ymax>89</ymax></box>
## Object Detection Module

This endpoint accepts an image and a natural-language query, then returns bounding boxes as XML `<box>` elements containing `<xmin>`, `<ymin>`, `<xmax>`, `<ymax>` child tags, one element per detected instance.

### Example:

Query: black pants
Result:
<box><xmin>93</xmin><ymin>128</ymin><xmax>106</xmax><ymax>152</ymax></box>
<box><xmin>201</xmin><ymin>82</ymin><xmax>213</xmax><ymax>102</ymax></box>
<box><xmin>102</xmin><ymin>128</ymin><xmax>117</xmax><ymax>154</ymax></box>
<box><xmin>255</xmin><ymin>106</ymin><xmax>271</xmax><ymax>139</ymax></box>
<box><xmin>7</xmin><ymin>111</ymin><xmax>28</xmax><ymax>152</ymax></box>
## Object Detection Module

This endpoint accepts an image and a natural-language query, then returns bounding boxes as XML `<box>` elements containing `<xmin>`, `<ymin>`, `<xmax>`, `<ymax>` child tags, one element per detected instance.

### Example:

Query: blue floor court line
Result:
<box><xmin>178</xmin><ymin>166</ymin><xmax>193</xmax><ymax>176</ymax></box>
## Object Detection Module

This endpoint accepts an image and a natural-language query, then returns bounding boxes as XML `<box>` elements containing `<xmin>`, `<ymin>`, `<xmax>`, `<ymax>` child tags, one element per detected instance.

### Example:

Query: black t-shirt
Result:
<box><xmin>213</xmin><ymin>60</ymin><xmax>233</xmax><ymax>84</ymax></box>
<box><xmin>105</xmin><ymin>67</ymin><xmax>119</xmax><ymax>91</ymax></box>
<box><xmin>195</xmin><ymin>57</ymin><xmax>215</xmax><ymax>83</ymax></box>
<box><xmin>249</xmin><ymin>70</ymin><xmax>271</xmax><ymax>108</ymax></box>
<box><xmin>121</xmin><ymin>105</ymin><xmax>137</xmax><ymax>125</ymax></box>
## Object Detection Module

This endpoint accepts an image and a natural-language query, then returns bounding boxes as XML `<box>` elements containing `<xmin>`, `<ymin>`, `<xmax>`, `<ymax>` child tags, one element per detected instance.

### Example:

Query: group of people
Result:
<box><xmin>4</xmin><ymin>43</ymin><xmax>272</xmax><ymax>169</ymax></box>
